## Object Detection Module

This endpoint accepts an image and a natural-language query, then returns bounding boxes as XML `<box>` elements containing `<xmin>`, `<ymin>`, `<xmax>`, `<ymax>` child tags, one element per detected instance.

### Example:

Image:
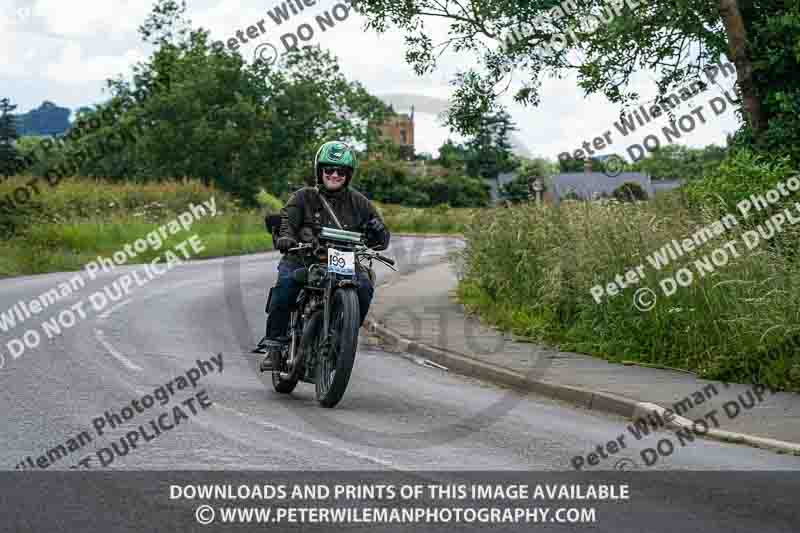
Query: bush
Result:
<box><xmin>499</xmin><ymin>174</ymin><xmax>533</xmax><ymax>203</ymax></box>
<box><xmin>683</xmin><ymin>149</ymin><xmax>800</xmax><ymax>258</ymax></box>
<box><xmin>612</xmin><ymin>182</ymin><xmax>648</xmax><ymax>202</ymax></box>
<box><xmin>683</xmin><ymin>149</ymin><xmax>795</xmax><ymax>214</ymax></box>
<box><xmin>256</xmin><ymin>189</ymin><xmax>284</xmax><ymax>213</ymax></box>
<box><xmin>354</xmin><ymin>159</ymin><xmax>489</xmax><ymax>207</ymax></box>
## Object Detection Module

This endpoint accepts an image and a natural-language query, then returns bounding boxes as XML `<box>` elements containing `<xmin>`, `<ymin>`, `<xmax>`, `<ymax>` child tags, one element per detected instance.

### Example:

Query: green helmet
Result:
<box><xmin>314</xmin><ymin>141</ymin><xmax>358</xmax><ymax>187</ymax></box>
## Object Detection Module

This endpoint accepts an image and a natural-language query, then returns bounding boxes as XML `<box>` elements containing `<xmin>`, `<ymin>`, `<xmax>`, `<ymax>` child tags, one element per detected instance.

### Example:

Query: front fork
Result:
<box><xmin>287</xmin><ymin>309</ymin><xmax>299</xmax><ymax>368</ymax></box>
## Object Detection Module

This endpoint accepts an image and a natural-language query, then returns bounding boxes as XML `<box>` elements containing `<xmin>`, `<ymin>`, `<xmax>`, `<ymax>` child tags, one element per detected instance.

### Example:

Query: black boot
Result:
<box><xmin>252</xmin><ymin>335</ymin><xmax>270</xmax><ymax>354</ymax></box>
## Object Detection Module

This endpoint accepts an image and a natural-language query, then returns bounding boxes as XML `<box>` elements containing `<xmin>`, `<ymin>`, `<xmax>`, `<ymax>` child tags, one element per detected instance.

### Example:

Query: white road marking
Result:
<box><xmin>98</xmin><ymin>298</ymin><xmax>133</xmax><ymax>320</ymax></box>
<box><xmin>137</xmin><ymin>278</ymin><xmax>215</xmax><ymax>302</ymax></box>
<box><xmin>215</xmin><ymin>403</ymin><xmax>401</xmax><ymax>469</ymax></box>
<box><xmin>421</xmin><ymin>359</ymin><xmax>449</xmax><ymax>371</ymax></box>
<box><xmin>94</xmin><ymin>328</ymin><xmax>143</xmax><ymax>371</ymax></box>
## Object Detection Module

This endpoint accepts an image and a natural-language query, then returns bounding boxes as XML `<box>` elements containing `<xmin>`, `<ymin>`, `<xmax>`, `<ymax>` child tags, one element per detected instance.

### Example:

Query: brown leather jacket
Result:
<box><xmin>278</xmin><ymin>186</ymin><xmax>390</xmax><ymax>263</ymax></box>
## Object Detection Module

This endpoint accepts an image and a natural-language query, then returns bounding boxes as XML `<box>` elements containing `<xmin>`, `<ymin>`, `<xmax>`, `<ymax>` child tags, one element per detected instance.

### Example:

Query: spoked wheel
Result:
<box><xmin>313</xmin><ymin>288</ymin><xmax>360</xmax><ymax>408</ymax></box>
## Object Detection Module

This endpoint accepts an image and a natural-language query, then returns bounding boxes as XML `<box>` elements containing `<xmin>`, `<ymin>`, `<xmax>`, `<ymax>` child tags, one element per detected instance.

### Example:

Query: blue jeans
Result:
<box><xmin>264</xmin><ymin>258</ymin><xmax>374</xmax><ymax>340</ymax></box>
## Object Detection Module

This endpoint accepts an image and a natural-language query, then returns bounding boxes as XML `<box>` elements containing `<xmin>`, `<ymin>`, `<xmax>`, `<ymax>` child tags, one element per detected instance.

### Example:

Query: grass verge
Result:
<box><xmin>0</xmin><ymin>178</ymin><xmax>476</xmax><ymax>277</ymax></box>
<box><xmin>456</xmin><ymin>185</ymin><xmax>800</xmax><ymax>391</ymax></box>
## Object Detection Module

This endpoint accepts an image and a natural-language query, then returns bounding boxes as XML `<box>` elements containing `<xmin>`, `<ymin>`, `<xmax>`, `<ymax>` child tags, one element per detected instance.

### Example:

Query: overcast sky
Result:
<box><xmin>2</xmin><ymin>0</ymin><xmax>742</xmax><ymax>161</ymax></box>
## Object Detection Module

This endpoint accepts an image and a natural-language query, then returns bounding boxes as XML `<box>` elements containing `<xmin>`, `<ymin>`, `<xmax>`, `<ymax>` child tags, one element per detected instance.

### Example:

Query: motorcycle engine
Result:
<box><xmin>308</xmin><ymin>264</ymin><xmax>327</xmax><ymax>287</ymax></box>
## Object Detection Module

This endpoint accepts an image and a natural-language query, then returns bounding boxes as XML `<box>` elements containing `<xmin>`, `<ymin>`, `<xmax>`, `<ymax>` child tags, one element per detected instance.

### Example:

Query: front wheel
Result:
<box><xmin>312</xmin><ymin>288</ymin><xmax>360</xmax><ymax>408</ymax></box>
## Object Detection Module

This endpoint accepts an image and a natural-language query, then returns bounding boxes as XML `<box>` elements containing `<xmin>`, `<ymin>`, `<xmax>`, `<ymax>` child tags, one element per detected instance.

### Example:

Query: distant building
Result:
<box><xmin>369</xmin><ymin>105</ymin><xmax>415</xmax><ymax>160</ymax></box>
<box><xmin>549</xmin><ymin>159</ymin><xmax>682</xmax><ymax>202</ymax></box>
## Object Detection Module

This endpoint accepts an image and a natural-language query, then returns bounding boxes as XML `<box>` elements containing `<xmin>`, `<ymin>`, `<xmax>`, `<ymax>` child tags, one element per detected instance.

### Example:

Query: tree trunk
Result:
<box><xmin>718</xmin><ymin>0</ymin><xmax>765</xmax><ymax>135</ymax></box>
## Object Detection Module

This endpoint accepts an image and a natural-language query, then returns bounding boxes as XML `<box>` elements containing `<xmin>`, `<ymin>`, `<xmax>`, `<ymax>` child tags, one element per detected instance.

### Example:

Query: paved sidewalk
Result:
<box><xmin>366</xmin><ymin>260</ymin><xmax>800</xmax><ymax>447</ymax></box>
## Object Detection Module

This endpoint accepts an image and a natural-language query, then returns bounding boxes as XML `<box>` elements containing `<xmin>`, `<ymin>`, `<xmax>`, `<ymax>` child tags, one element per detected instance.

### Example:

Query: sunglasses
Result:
<box><xmin>322</xmin><ymin>167</ymin><xmax>351</xmax><ymax>178</ymax></box>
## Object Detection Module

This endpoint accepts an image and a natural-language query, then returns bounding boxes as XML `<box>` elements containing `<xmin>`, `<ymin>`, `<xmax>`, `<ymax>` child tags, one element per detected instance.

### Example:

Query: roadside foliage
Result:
<box><xmin>458</xmin><ymin>155</ymin><xmax>800</xmax><ymax>390</ymax></box>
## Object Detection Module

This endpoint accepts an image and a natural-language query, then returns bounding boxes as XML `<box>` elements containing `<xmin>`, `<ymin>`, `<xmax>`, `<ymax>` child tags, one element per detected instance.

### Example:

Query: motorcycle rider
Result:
<box><xmin>257</xmin><ymin>140</ymin><xmax>390</xmax><ymax>371</ymax></box>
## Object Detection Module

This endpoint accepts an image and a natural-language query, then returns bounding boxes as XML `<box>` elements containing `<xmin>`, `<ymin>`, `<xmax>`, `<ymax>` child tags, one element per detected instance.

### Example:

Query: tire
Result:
<box><xmin>314</xmin><ymin>288</ymin><xmax>360</xmax><ymax>408</ymax></box>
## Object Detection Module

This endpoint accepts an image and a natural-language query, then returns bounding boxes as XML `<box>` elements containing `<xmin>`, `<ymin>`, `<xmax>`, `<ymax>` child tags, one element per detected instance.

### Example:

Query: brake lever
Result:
<box><xmin>363</xmin><ymin>250</ymin><xmax>397</xmax><ymax>271</ymax></box>
<box><xmin>380</xmin><ymin>259</ymin><xmax>398</xmax><ymax>272</ymax></box>
<box><xmin>288</xmin><ymin>243</ymin><xmax>313</xmax><ymax>253</ymax></box>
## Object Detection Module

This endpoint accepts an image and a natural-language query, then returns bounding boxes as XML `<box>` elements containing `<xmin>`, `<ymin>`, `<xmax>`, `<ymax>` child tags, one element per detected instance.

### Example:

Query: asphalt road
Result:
<box><xmin>1</xmin><ymin>236</ymin><xmax>798</xmax><ymax>532</ymax></box>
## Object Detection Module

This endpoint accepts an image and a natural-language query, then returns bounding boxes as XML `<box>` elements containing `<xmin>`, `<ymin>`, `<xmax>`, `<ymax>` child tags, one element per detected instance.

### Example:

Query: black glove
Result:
<box><xmin>275</xmin><ymin>236</ymin><xmax>297</xmax><ymax>253</ymax></box>
<box><xmin>364</xmin><ymin>218</ymin><xmax>387</xmax><ymax>248</ymax></box>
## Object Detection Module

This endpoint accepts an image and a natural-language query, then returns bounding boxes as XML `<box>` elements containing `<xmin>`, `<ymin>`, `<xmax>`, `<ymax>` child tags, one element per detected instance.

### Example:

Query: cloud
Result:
<box><xmin>34</xmin><ymin>0</ymin><xmax>150</xmax><ymax>38</ymax></box>
<box><xmin>4</xmin><ymin>0</ymin><xmax>742</xmax><ymax>159</ymax></box>
<box><xmin>43</xmin><ymin>42</ymin><xmax>146</xmax><ymax>84</ymax></box>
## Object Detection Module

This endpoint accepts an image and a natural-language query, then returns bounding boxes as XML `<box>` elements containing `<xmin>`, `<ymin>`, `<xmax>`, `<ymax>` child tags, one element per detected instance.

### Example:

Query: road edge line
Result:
<box><xmin>363</xmin><ymin>319</ymin><xmax>800</xmax><ymax>456</ymax></box>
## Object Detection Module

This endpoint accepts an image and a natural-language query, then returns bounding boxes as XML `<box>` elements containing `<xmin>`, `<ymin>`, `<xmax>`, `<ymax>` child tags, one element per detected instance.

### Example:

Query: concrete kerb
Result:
<box><xmin>632</xmin><ymin>402</ymin><xmax>800</xmax><ymax>455</ymax></box>
<box><xmin>364</xmin><ymin>241</ymin><xmax>800</xmax><ymax>456</ymax></box>
<box><xmin>391</xmin><ymin>233</ymin><xmax>465</xmax><ymax>239</ymax></box>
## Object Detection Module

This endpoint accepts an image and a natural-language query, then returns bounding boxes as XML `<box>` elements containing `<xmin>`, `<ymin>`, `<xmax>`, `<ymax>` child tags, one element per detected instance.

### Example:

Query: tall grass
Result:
<box><xmin>0</xmin><ymin>177</ymin><xmax>272</xmax><ymax>276</ymax></box>
<box><xmin>377</xmin><ymin>203</ymin><xmax>475</xmax><ymax>234</ymax></box>
<box><xmin>0</xmin><ymin>177</ymin><xmax>477</xmax><ymax>277</ymax></box>
<box><xmin>457</xmin><ymin>188</ymin><xmax>800</xmax><ymax>391</ymax></box>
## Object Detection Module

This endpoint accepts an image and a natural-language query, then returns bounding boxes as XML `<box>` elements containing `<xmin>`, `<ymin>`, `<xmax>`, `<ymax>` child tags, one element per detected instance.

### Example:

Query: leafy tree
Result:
<box><xmin>0</xmin><ymin>98</ymin><xmax>20</xmax><ymax>177</ymax></box>
<box><xmin>633</xmin><ymin>144</ymin><xmax>728</xmax><ymax>180</ymax></box>
<box><xmin>632</xmin><ymin>145</ymin><xmax>689</xmax><ymax>180</ymax></box>
<box><xmin>351</xmin><ymin>0</ymin><xmax>798</xmax><ymax>168</ymax></box>
<box><xmin>355</xmin><ymin>159</ymin><xmax>416</xmax><ymax>204</ymax></box>
<box><xmin>367</xmin><ymin>136</ymin><xmax>403</xmax><ymax>161</ymax></box>
<box><xmin>436</xmin><ymin>139</ymin><xmax>469</xmax><ymax>169</ymax></box>
<box><xmin>557</xmin><ymin>155</ymin><xmax>614</xmax><ymax>174</ymax></box>
<box><xmin>354</xmin><ymin>157</ymin><xmax>489</xmax><ymax>207</ymax></box>
<box><xmin>520</xmin><ymin>157</ymin><xmax>559</xmax><ymax>178</ymax></box>
<box><xmin>67</xmin><ymin>0</ymin><xmax>389</xmax><ymax>204</ymax></box>
<box><xmin>465</xmin><ymin>110</ymin><xmax>518</xmax><ymax>182</ymax></box>
<box><xmin>498</xmin><ymin>174</ymin><xmax>531</xmax><ymax>203</ymax></box>
<box><xmin>558</xmin><ymin>157</ymin><xmax>585</xmax><ymax>173</ymax></box>
<box><xmin>430</xmin><ymin>172</ymin><xmax>491</xmax><ymax>207</ymax></box>
<box><xmin>730</xmin><ymin>3</ymin><xmax>800</xmax><ymax>166</ymax></box>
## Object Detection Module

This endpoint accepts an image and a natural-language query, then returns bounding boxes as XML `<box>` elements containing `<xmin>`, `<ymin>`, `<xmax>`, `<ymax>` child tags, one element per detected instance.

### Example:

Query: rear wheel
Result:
<box><xmin>314</xmin><ymin>288</ymin><xmax>360</xmax><ymax>408</ymax></box>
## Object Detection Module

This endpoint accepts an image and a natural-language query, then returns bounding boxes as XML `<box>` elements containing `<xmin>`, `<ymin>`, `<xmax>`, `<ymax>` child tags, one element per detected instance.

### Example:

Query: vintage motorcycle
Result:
<box><xmin>264</xmin><ymin>217</ymin><xmax>396</xmax><ymax>407</ymax></box>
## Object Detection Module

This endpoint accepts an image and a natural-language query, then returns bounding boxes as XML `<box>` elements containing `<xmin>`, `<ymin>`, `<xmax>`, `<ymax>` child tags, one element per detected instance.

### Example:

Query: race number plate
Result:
<box><xmin>328</xmin><ymin>248</ymin><xmax>355</xmax><ymax>275</ymax></box>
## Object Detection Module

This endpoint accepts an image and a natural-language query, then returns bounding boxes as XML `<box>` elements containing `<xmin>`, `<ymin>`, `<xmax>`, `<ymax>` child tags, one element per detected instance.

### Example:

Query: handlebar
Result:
<box><xmin>288</xmin><ymin>241</ymin><xmax>396</xmax><ymax>269</ymax></box>
<box><xmin>376</xmin><ymin>253</ymin><xmax>396</xmax><ymax>266</ymax></box>
<box><xmin>287</xmin><ymin>243</ymin><xmax>314</xmax><ymax>253</ymax></box>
